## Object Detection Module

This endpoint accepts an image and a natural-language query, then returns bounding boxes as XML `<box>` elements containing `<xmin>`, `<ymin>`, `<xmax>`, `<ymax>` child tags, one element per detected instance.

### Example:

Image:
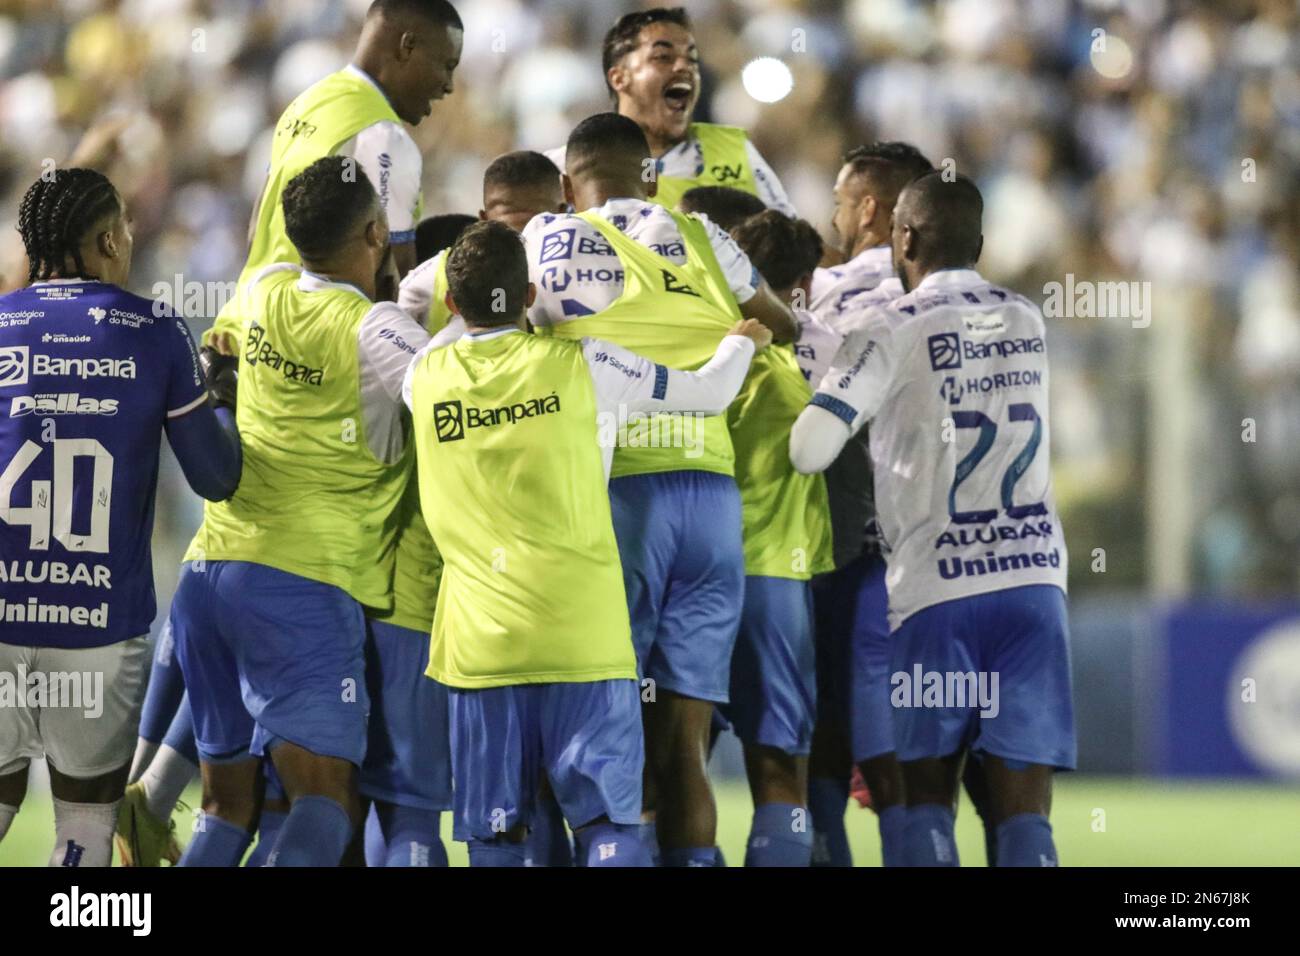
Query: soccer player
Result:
<box><xmin>800</xmin><ymin>142</ymin><xmax>934</xmax><ymax>867</ymax></box>
<box><xmin>812</xmin><ymin>142</ymin><xmax>934</xmax><ymax>323</ymax></box>
<box><xmin>402</xmin><ymin>220</ymin><xmax>770</xmax><ymax>867</ymax></box>
<box><xmin>172</xmin><ymin>157</ymin><xmax>433</xmax><ymax>867</ymax></box>
<box><xmin>790</xmin><ymin>172</ymin><xmax>1076</xmax><ymax>866</ymax></box>
<box><xmin>522</xmin><ymin>112</ymin><xmax>796</xmax><ymax>866</ymax></box>
<box><xmin>544</xmin><ymin>7</ymin><xmax>794</xmax><ymax>215</ymax></box>
<box><xmin>205</xmin><ymin>0</ymin><xmax>463</xmax><ymax>346</ymax></box>
<box><xmin>399</xmin><ymin>150</ymin><xmax>566</xmax><ymax>334</ymax></box>
<box><xmin>723</xmin><ymin>210</ymin><xmax>836</xmax><ymax>865</ymax></box>
<box><xmin>0</xmin><ymin>168</ymin><xmax>241</xmax><ymax>867</ymax></box>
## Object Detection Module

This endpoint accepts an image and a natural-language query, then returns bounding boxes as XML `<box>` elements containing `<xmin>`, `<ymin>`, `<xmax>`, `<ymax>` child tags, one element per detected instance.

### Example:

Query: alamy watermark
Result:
<box><xmin>1042</xmin><ymin>274</ymin><xmax>1151</xmax><ymax>328</ymax></box>
<box><xmin>0</xmin><ymin>665</ymin><xmax>103</xmax><ymax>718</ymax></box>
<box><xmin>890</xmin><ymin>665</ymin><xmax>1000</xmax><ymax>718</ymax></box>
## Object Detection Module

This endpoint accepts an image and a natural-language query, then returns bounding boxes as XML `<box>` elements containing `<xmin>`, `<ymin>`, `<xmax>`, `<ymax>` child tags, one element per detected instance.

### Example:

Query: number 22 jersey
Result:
<box><xmin>0</xmin><ymin>280</ymin><xmax>206</xmax><ymax>648</ymax></box>
<box><xmin>809</xmin><ymin>268</ymin><xmax>1067</xmax><ymax>630</ymax></box>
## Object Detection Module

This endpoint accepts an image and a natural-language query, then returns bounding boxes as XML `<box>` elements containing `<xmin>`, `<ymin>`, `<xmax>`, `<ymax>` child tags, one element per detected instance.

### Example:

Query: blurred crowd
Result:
<box><xmin>0</xmin><ymin>0</ymin><xmax>1296</xmax><ymax>598</ymax></box>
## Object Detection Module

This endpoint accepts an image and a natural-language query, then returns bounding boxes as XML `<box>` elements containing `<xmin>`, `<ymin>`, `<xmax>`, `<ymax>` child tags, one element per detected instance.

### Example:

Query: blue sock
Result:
<box><xmin>524</xmin><ymin>795</ymin><xmax>573</xmax><ymax>867</ymax></box>
<box><xmin>878</xmin><ymin>805</ymin><xmax>907</xmax><ymax>867</ymax></box>
<box><xmin>744</xmin><ymin>802</ymin><xmax>813</xmax><ymax>867</ymax></box>
<box><xmin>661</xmin><ymin>846</ymin><xmax>717</xmax><ymax>867</ymax></box>
<box><xmin>995</xmin><ymin>813</ymin><xmax>1057</xmax><ymax>867</ymax></box>
<box><xmin>576</xmin><ymin>823</ymin><xmax>651</xmax><ymax>867</ymax></box>
<box><xmin>178</xmin><ymin>814</ymin><xmax>251</xmax><ymax>867</ymax></box>
<box><xmin>467</xmin><ymin>838</ymin><xmax>526</xmax><ymax>867</ymax></box>
<box><xmin>364</xmin><ymin>804</ymin><xmax>385</xmax><ymax>867</ymax></box>
<box><xmin>641</xmin><ymin>821</ymin><xmax>661</xmax><ymax>867</ymax></box>
<box><xmin>244</xmin><ymin>809</ymin><xmax>287</xmax><ymax>867</ymax></box>
<box><xmin>373</xmin><ymin>803</ymin><xmax>447</xmax><ymax>867</ymax></box>
<box><xmin>809</xmin><ymin>776</ymin><xmax>852</xmax><ymax>867</ymax></box>
<box><xmin>266</xmin><ymin>795</ymin><xmax>352</xmax><ymax>867</ymax></box>
<box><xmin>161</xmin><ymin>696</ymin><xmax>199</xmax><ymax>766</ymax></box>
<box><xmin>903</xmin><ymin>804</ymin><xmax>958</xmax><ymax>866</ymax></box>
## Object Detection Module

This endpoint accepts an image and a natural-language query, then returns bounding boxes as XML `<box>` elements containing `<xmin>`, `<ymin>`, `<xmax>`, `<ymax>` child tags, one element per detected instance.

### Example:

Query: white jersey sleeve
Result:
<box><xmin>582</xmin><ymin>335</ymin><xmax>755</xmax><ymax>417</ymax></box>
<box><xmin>693</xmin><ymin>211</ymin><xmax>761</xmax><ymax>305</ymax></box>
<box><xmin>397</xmin><ymin>250</ymin><xmax>445</xmax><ymax>326</ymax></box>
<box><xmin>340</xmin><ymin>120</ymin><xmax>423</xmax><ymax>244</ymax></box>
<box><xmin>400</xmin><ymin>318</ymin><xmax>465</xmax><ymax>412</ymax></box>
<box><xmin>357</xmin><ymin>302</ymin><xmax>431</xmax><ymax>463</ymax></box>
<box><xmin>745</xmin><ymin>139</ymin><xmax>795</xmax><ymax>216</ymax></box>
<box><xmin>792</xmin><ymin>309</ymin><xmax>845</xmax><ymax>387</ymax></box>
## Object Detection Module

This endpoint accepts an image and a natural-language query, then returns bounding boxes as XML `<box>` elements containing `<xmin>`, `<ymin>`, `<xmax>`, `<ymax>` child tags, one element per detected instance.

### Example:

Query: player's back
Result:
<box><xmin>0</xmin><ymin>280</ymin><xmax>203</xmax><ymax>648</ymax></box>
<box><xmin>851</xmin><ymin>269</ymin><xmax>1067</xmax><ymax>628</ymax></box>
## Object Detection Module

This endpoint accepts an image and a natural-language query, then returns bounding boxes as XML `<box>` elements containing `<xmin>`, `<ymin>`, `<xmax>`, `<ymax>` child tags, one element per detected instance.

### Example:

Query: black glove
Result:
<box><xmin>199</xmin><ymin>346</ymin><xmax>239</xmax><ymax>412</ymax></box>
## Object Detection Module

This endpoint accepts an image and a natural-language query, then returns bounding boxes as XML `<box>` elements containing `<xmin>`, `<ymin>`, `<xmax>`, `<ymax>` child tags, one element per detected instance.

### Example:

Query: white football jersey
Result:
<box><xmin>808</xmin><ymin>268</ymin><xmax>1067</xmax><ymax>628</ymax></box>
<box><xmin>520</xmin><ymin>198</ymin><xmax>760</xmax><ymax>328</ymax></box>
<box><xmin>809</xmin><ymin>244</ymin><xmax>894</xmax><ymax>330</ymax></box>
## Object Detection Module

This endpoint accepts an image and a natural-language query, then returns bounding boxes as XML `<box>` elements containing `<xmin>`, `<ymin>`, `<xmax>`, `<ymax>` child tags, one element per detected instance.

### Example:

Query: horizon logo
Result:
<box><xmin>928</xmin><ymin>332</ymin><xmax>961</xmax><ymax>370</ymax></box>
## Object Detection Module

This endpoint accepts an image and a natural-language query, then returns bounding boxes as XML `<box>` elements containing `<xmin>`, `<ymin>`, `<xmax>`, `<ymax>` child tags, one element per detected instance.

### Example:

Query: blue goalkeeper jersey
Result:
<box><xmin>0</xmin><ymin>279</ymin><xmax>207</xmax><ymax>648</ymax></box>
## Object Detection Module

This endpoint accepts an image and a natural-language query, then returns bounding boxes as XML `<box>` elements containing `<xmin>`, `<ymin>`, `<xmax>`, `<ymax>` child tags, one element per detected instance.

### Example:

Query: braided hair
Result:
<box><xmin>17</xmin><ymin>168</ymin><xmax>121</xmax><ymax>283</ymax></box>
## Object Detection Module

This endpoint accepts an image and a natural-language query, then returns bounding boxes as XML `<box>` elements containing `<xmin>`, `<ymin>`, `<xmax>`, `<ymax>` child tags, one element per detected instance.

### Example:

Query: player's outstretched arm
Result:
<box><xmin>583</xmin><ymin>319</ymin><xmax>769</xmax><ymax>418</ymax></box>
<box><xmin>789</xmin><ymin>403</ymin><xmax>851</xmax><ymax>474</ymax></box>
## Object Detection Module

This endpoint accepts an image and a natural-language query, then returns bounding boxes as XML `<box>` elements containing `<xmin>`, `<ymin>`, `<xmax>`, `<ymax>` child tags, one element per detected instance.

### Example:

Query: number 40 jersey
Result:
<box><xmin>0</xmin><ymin>280</ymin><xmax>207</xmax><ymax>649</ymax></box>
<box><xmin>802</xmin><ymin>268</ymin><xmax>1068</xmax><ymax>631</ymax></box>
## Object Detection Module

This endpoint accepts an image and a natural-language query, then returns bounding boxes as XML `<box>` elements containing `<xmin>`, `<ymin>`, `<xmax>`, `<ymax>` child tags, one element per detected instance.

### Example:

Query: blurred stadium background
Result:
<box><xmin>1</xmin><ymin>0</ymin><xmax>1298</xmax><ymax>865</ymax></box>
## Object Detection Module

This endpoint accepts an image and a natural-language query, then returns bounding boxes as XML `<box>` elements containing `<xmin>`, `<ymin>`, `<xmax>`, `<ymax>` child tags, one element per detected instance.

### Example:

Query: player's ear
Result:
<box><xmin>365</xmin><ymin>218</ymin><xmax>386</xmax><ymax>251</ymax></box>
<box><xmin>607</xmin><ymin>65</ymin><xmax>629</xmax><ymax>97</ymax></box>
<box><xmin>860</xmin><ymin>194</ymin><xmax>878</xmax><ymax>230</ymax></box>
<box><xmin>398</xmin><ymin>30</ymin><xmax>417</xmax><ymax>62</ymax></box>
<box><xmin>900</xmin><ymin>223</ymin><xmax>918</xmax><ymax>261</ymax></box>
<box><xmin>444</xmin><ymin>289</ymin><xmax>458</xmax><ymax>316</ymax></box>
<box><xmin>525</xmin><ymin>281</ymin><xmax>537</xmax><ymax>309</ymax></box>
<box><xmin>478</xmin><ymin>209</ymin><xmax>488</xmax><ymax>221</ymax></box>
<box><xmin>97</xmin><ymin>227</ymin><xmax>117</xmax><ymax>260</ymax></box>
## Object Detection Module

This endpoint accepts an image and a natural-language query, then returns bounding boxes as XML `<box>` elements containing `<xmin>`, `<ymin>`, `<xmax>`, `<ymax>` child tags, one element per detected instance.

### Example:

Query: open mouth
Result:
<box><xmin>663</xmin><ymin>80</ymin><xmax>694</xmax><ymax>113</ymax></box>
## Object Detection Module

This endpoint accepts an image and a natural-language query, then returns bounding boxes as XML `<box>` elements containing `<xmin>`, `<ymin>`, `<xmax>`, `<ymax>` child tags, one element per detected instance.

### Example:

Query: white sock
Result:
<box><xmin>49</xmin><ymin>798</ymin><xmax>120</xmax><ymax>867</ymax></box>
<box><xmin>128</xmin><ymin>737</ymin><xmax>160</xmax><ymax>784</ymax></box>
<box><xmin>0</xmin><ymin>803</ymin><xmax>17</xmax><ymax>843</ymax></box>
<box><xmin>140</xmin><ymin>745</ymin><xmax>197</xmax><ymax>821</ymax></box>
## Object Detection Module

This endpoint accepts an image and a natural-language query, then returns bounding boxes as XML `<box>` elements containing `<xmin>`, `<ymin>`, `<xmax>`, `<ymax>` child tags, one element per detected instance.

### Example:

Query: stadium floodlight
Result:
<box><xmin>741</xmin><ymin>56</ymin><xmax>794</xmax><ymax>104</ymax></box>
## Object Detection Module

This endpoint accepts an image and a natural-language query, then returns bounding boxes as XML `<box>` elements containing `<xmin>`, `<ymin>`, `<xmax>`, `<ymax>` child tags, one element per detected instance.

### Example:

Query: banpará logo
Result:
<box><xmin>962</xmin><ymin>336</ymin><xmax>1043</xmax><ymax>360</ymax></box>
<box><xmin>927</xmin><ymin>332</ymin><xmax>961</xmax><ymax>370</ymax></box>
<box><xmin>433</xmin><ymin>400</ymin><xmax>464</xmax><ymax>441</ymax></box>
<box><xmin>244</xmin><ymin>324</ymin><xmax>325</xmax><ymax>385</ymax></box>
<box><xmin>34</xmin><ymin>354</ymin><xmax>136</xmax><ymax>380</ymax></box>
<box><xmin>539</xmin><ymin>228</ymin><xmax>576</xmax><ymax>264</ymax></box>
<box><xmin>433</xmin><ymin>393</ymin><xmax>562</xmax><ymax>442</ymax></box>
<box><xmin>0</xmin><ymin>345</ymin><xmax>30</xmax><ymax>386</ymax></box>
<box><xmin>10</xmin><ymin>394</ymin><xmax>119</xmax><ymax>417</ymax></box>
<box><xmin>50</xmin><ymin>886</ymin><xmax>151</xmax><ymax>935</ymax></box>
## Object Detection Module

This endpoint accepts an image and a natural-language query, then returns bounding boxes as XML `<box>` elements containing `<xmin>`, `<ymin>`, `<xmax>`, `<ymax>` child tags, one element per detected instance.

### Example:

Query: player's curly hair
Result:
<box><xmin>730</xmin><ymin>210</ymin><xmax>824</xmax><ymax>293</ymax></box>
<box><xmin>842</xmin><ymin>141</ymin><xmax>935</xmax><ymax>206</ymax></box>
<box><xmin>601</xmin><ymin>7</ymin><xmax>692</xmax><ymax>96</ymax></box>
<box><xmin>282</xmin><ymin>156</ymin><xmax>378</xmax><ymax>262</ymax></box>
<box><xmin>16</xmin><ymin>168</ymin><xmax>121</xmax><ymax>283</ymax></box>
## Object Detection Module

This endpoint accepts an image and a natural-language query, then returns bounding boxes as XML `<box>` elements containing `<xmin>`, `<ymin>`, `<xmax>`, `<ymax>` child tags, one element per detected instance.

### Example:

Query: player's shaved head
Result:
<box><xmin>481</xmin><ymin>151</ymin><xmax>566</xmax><ymax>232</ymax></box>
<box><xmin>283</xmin><ymin>156</ymin><xmax>390</xmax><ymax>299</ymax></box>
<box><xmin>832</xmin><ymin>141</ymin><xmax>933</xmax><ymax>259</ymax></box>
<box><xmin>563</xmin><ymin>113</ymin><xmax>654</xmax><ymax>211</ymax></box>
<box><xmin>678</xmin><ymin>186</ymin><xmax>766</xmax><ymax>232</ymax></box>
<box><xmin>891</xmin><ymin>171</ymin><xmax>984</xmax><ymax>293</ymax></box>
<box><xmin>356</xmin><ymin>0</ymin><xmax>462</xmax><ymax>126</ymax></box>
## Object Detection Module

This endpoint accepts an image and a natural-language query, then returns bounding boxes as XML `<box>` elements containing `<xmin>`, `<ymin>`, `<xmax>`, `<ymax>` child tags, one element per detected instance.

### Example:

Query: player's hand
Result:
<box><xmin>199</xmin><ymin>346</ymin><xmax>239</xmax><ymax>411</ymax></box>
<box><xmin>729</xmin><ymin>318</ymin><xmax>773</xmax><ymax>351</ymax></box>
<box><xmin>208</xmin><ymin>332</ymin><xmax>238</xmax><ymax>356</ymax></box>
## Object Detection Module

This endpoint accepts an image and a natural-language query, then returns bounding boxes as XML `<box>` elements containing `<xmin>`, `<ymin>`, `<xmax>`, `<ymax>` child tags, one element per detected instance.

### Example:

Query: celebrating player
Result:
<box><xmin>790</xmin><ymin>172</ymin><xmax>1076</xmax><ymax>866</ymax></box>
<box><xmin>545</xmin><ymin>7</ymin><xmax>793</xmax><ymax>214</ymax></box>
<box><xmin>723</xmin><ymin>210</ymin><xmax>836</xmax><ymax>866</ymax></box>
<box><xmin>0</xmin><ymin>169</ymin><xmax>241</xmax><ymax>867</ymax></box>
<box><xmin>399</xmin><ymin>150</ymin><xmax>566</xmax><ymax>334</ymax></box>
<box><xmin>522</xmin><ymin>112</ymin><xmax>795</xmax><ymax>865</ymax></box>
<box><xmin>402</xmin><ymin>220</ymin><xmax>769</xmax><ymax>866</ymax></box>
<box><xmin>172</xmin><ymin>158</ymin><xmax>433</xmax><ymax>867</ymax></box>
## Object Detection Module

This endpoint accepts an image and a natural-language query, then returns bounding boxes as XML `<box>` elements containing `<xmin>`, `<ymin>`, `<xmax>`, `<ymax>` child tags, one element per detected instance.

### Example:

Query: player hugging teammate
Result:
<box><xmin>0</xmin><ymin>2</ymin><xmax>1075</xmax><ymax>868</ymax></box>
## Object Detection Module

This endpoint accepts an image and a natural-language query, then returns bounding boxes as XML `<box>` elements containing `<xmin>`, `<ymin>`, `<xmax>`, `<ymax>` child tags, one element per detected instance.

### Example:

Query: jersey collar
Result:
<box><xmin>298</xmin><ymin>269</ymin><xmax>370</xmax><ymax>300</ymax></box>
<box><xmin>345</xmin><ymin>63</ymin><xmax>395</xmax><ymax>110</ymax></box>
<box><xmin>914</xmin><ymin>268</ymin><xmax>984</xmax><ymax>293</ymax></box>
<box><xmin>464</xmin><ymin>326</ymin><xmax>522</xmax><ymax>341</ymax></box>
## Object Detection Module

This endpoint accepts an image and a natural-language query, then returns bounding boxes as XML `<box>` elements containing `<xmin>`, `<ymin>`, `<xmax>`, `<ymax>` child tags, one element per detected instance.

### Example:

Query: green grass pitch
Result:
<box><xmin>2</xmin><ymin>775</ymin><xmax>1297</xmax><ymax>866</ymax></box>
